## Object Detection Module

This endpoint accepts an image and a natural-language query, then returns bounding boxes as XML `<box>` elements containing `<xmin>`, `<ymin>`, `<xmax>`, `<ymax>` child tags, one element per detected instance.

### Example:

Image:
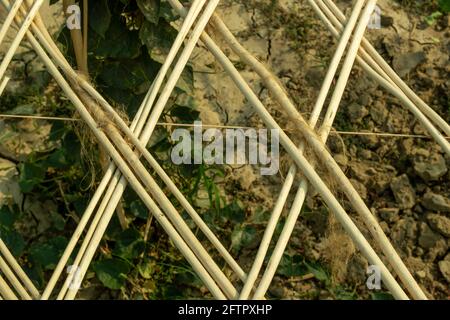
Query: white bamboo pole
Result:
<box><xmin>9</xmin><ymin>0</ymin><xmax>246</xmax><ymax>300</ymax></box>
<box><xmin>41</xmin><ymin>0</ymin><xmax>209</xmax><ymax>299</ymax></box>
<box><xmin>0</xmin><ymin>0</ymin><xmax>23</xmax><ymax>46</ymax></box>
<box><xmin>0</xmin><ymin>274</ymin><xmax>17</xmax><ymax>300</ymax></box>
<box><xmin>0</xmin><ymin>0</ymin><xmax>44</xmax><ymax>80</ymax></box>
<box><xmin>78</xmin><ymin>32</ymin><xmax>248</xmax><ymax>284</ymax></box>
<box><xmin>0</xmin><ymin>255</ymin><xmax>31</xmax><ymax>299</ymax></box>
<box><xmin>314</xmin><ymin>1</ymin><xmax>450</xmax><ymax>156</ymax></box>
<box><xmin>254</xmin><ymin>0</ymin><xmax>385</xmax><ymax>298</ymax></box>
<box><xmin>0</xmin><ymin>76</ymin><xmax>9</xmax><ymax>95</ymax></box>
<box><xmin>57</xmin><ymin>0</ymin><xmax>239</xmax><ymax>300</ymax></box>
<box><xmin>206</xmin><ymin>2</ymin><xmax>450</xmax><ymax>158</ymax></box>
<box><xmin>181</xmin><ymin>0</ymin><xmax>425</xmax><ymax>299</ymax></box>
<box><xmin>0</xmin><ymin>239</ymin><xmax>39</xmax><ymax>298</ymax></box>
<box><xmin>23</xmin><ymin>26</ymin><xmax>228</xmax><ymax>300</ymax></box>
<box><xmin>240</xmin><ymin>0</ymin><xmax>367</xmax><ymax>299</ymax></box>
<box><xmin>168</xmin><ymin>0</ymin><xmax>409</xmax><ymax>300</ymax></box>
<box><xmin>321</xmin><ymin>0</ymin><xmax>450</xmax><ymax>137</ymax></box>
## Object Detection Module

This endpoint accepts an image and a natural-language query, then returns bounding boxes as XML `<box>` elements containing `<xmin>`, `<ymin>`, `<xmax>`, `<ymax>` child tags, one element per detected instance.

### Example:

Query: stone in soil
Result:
<box><xmin>422</xmin><ymin>191</ymin><xmax>450</xmax><ymax>212</ymax></box>
<box><xmin>378</xmin><ymin>208</ymin><xmax>400</xmax><ymax>223</ymax></box>
<box><xmin>391</xmin><ymin>217</ymin><xmax>418</xmax><ymax>254</ymax></box>
<box><xmin>426</xmin><ymin>214</ymin><xmax>450</xmax><ymax>238</ymax></box>
<box><xmin>438</xmin><ymin>254</ymin><xmax>450</xmax><ymax>283</ymax></box>
<box><xmin>390</xmin><ymin>174</ymin><xmax>416</xmax><ymax>209</ymax></box>
<box><xmin>413</xmin><ymin>152</ymin><xmax>448</xmax><ymax>181</ymax></box>
<box><xmin>392</xmin><ymin>51</ymin><xmax>426</xmax><ymax>77</ymax></box>
<box><xmin>418</xmin><ymin>222</ymin><xmax>439</xmax><ymax>248</ymax></box>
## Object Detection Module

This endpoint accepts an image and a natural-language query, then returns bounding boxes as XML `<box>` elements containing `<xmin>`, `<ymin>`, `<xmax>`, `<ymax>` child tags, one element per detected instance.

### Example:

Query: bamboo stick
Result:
<box><xmin>0</xmin><ymin>0</ymin><xmax>23</xmax><ymax>46</ymax></box>
<box><xmin>24</xmin><ymin>29</ymin><xmax>228</xmax><ymax>300</ymax></box>
<box><xmin>0</xmin><ymin>255</ymin><xmax>32</xmax><ymax>299</ymax></box>
<box><xmin>0</xmin><ymin>0</ymin><xmax>44</xmax><ymax>80</ymax></box>
<box><xmin>40</xmin><ymin>0</ymin><xmax>210</xmax><ymax>299</ymax></box>
<box><xmin>0</xmin><ymin>274</ymin><xmax>17</xmax><ymax>300</ymax></box>
<box><xmin>168</xmin><ymin>0</ymin><xmax>409</xmax><ymax>300</ymax></box>
<box><xmin>0</xmin><ymin>76</ymin><xmax>10</xmax><ymax>95</ymax></box>
<box><xmin>0</xmin><ymin>239</ymin><xmax>39</xmax><ymax>298</ymax></box>
<box><xmin>241</xmin><ymin>0</ymin><xmax>367</xmax><ymax>299</ymax></box>
<box><xmin>321</xmin><ymin>0</ymin><xmax>450</xmax><ymax>137</ymax></box>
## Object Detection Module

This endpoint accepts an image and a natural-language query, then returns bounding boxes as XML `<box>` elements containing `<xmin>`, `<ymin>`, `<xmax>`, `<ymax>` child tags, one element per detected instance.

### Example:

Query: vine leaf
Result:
<box><xmin>89</xmin><ymin>0</ymin><xmax>112</xmax><ymax>38</ymax></box>
<box><xmin>93</xmin><ymin>258</ymin><xmax>131</xmax><ymax>290</ymax></box>
<box><xmin>137</xmin><ymin>0</ymin><xmax>161</xmax><ymax>24</ymax></box>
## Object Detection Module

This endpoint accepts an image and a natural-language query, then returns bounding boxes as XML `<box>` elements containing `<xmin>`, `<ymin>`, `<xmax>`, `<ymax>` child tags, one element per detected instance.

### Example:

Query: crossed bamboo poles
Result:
<box><xmin>0</xmin><ymin>0</ymin><xmax>449</xmax><ymax>300</ymax></box>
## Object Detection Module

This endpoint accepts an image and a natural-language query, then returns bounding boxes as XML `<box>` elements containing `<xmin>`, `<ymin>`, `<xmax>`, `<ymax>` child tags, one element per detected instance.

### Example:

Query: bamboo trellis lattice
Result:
<box><xmin>1</xmin><ymin>0</ymin><xmax>449</xmax><ymax>300</ymax></box>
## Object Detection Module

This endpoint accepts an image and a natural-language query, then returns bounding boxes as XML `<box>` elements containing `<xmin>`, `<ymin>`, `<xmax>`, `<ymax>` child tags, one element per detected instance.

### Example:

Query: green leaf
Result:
<box><xmin>277</xmin><ymin>254</ymin><xmax>307</xmax><ymax>277</ymax></box>
<box><xmin>93</xmin><ymin>258</ymin><xmax>131</xmax><ymax>290</ymax></box>
<box><xmin>113</xmin><ymin>229</ymin><xmax>145</xmax><ymax>260</ymax></box>
<box><xmin>139</xmin><ymin>20</ymin><xmax>177</xmax><ymax>63</ymax></box>
<box><xmin>137</xmin><ymin>0</ymin><xmax>160</xmax><ymax>24</ymax></box>
<box><xmin>89</xmin><ymin>0</ymin><xmax>112</xmax><ymax>38</ymax></box>
<box><xmin>138</xmin><ymin>260</ymin><xmax>156</xmax><ymax>279</ymax></box>
<box><xmin>129</xmin><ymin>200</ymin><xmax>148</xmax><ymax>219</ymax></box>
<box><xmin>0</xmin><ymin>206</ymin><xmax>18</xmax><ymax>229</ymax></box>
<box><xmin>222</xmin><ymin>201</ymin><xmax>245</xmax><ymax>223</ymax></box>
<box><xmin>18</xmin><ymin>162</ymin><xmax>46</xmax><ymax>193</ymax></box>
<box><xmin>94</xmin><ymin>18</ymin><xmax>142</xmax><ymax>59</ymax></box>
<box><xmin>30</xmin><ymin>236</ymin><xmax>68</xmax><ymax>270</ymax></box>
<box><xmin>176</xmin><ymin>66</ymin><xmax>194</xmax><ymax>94</ymax></box>
<box><xmin>438</xmin><ymin>0</ymin><xmax>450</xmax><ymax>13</ymax></box>
<box><xmin>49</xmin><ymin>121</ymin><xmax>67</xmax><ymax>141</ymax></box>
<box><xmin>0</xmin><ymin>228</ymin><xmax>25</xmax><ymax>257</ymax></box>
<box><xmin>305</xmin><ymin>261</ymin><xmax>329</xmax><ymax>283</ymax></box>
<box><xmin>50</xmin><ymin>212</ymin><xmax>66</xmax><ymax>231</ymax></box>
<box><xmin>231</xmin><ymin>225</ymin><xmax>257</xmax><ymax>252</ymax></box>
<box><xmin>371</xmin><ymin>292</ymin><xmax>395</xmax><ymax>300</ymax></box>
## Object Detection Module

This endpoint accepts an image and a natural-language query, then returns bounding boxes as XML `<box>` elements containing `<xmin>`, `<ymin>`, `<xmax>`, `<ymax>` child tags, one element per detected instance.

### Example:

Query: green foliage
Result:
<box><xmin>0</xmin><ymin>206</ymin><xmax>25</xmax><ymax>257</ymax></box>
<box><xmin>93</xmin><ymin>258</ymin><xmax>132</xmax><ymax>290</ymax></box>
<box><xmin>438</xmin><ymin>0</ymin><xmax>450</xmax><ymax>12</ymax></box>
<box><xmin>29</xmin><ymin>236</ymin><xmax>68</xmax><ymax>270</ymax></box>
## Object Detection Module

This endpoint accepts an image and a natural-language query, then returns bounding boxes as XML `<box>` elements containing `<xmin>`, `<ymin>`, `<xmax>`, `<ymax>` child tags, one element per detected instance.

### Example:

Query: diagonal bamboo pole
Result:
<box><xmin>0</xmin><ymin>239</ymin><xmax>39</xmax><ymax>298</ymax></box>
<box><xmin>0</xmin><ymin>0</ymin><xmax>44</xmax><ymax>80</ymax></box>
<box><xmin>240</xmin><ymin>0</ymin><xmax>367</xmax><ymax>299</ymax></box>
<box><xmin>40</xmin><ymin>0</ymin><xmax>215</xmax><ymax>299</ymax></box>
<box><xmin>0</xmin><ymin>255</ymin><xmax>31</xmax><ymax>299</ymax></box>
<box><xmin>321</xmin><ymin>0</ymin><xmax>450</xmax><ymax>137</ymax></box>
<box><xmin>0</xmin><ymin>0</ymin><xmax>23</xmax><ymax>46</ymax></box>
<box><xmin>0</xmin><ymin>274</ymin><xmax>17</xmax><ymax>300</ymax></box>
<box><xmin>168</xmin><ymin>0</ymin><xmax>409</xmax><ymax>300</ymax></box>
<box><xmin>22</xmin><ymin>27</ymin><xmax>228</xmax><ymax>300</ymax></box>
